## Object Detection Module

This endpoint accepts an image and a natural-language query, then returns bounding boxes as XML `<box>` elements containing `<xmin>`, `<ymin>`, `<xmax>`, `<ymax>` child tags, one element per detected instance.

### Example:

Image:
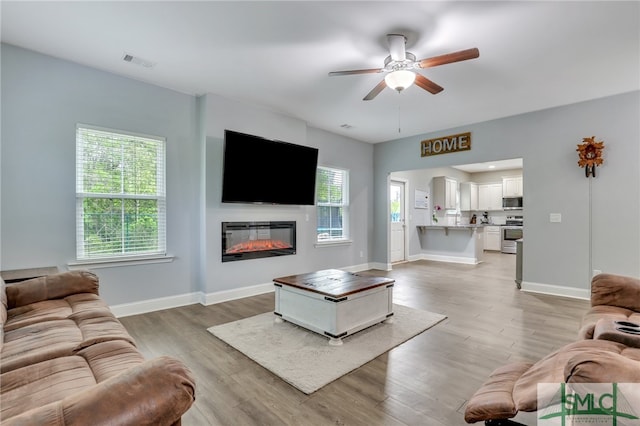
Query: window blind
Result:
<box><xmin>76</xmin><ymin>125</ymin><xmax>166</xmax><ymax>259</ymax></box>
<box><xmin>316</xmin><ymin>166</ymin><xmax>349</xmax><ymax>241</ymax></box>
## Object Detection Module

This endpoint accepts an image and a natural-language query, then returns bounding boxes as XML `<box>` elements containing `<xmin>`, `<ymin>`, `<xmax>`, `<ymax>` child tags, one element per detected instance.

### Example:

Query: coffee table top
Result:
<box><xmin>273</xmin><ymin>269</ymin><xmax>394</xmax><ymax>298</ymax></box>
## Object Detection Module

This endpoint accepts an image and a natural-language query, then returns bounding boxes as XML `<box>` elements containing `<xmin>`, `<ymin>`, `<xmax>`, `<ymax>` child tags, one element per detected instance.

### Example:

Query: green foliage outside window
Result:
<box><xmin>316</xmin><ymin>167</ymin><xmax>348</xmax><ymax>241</ymax></box>
<box><xmin>76</xmin><ymin>126</ymin><xmax>165</xmax><ymax>259</ymax></box>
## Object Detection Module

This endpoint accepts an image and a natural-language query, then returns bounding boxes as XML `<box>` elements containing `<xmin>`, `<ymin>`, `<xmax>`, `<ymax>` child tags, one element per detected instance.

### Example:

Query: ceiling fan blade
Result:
<box><xmin>387</xmin><ymin>34</ymin><xmax>407</xmax><ymax>61</ymax></box>
<box><xmin>417</xmin><ymin>48</ymin><xmax>480</xmax><ymax>69</ymax></box>
<box><xmin>328</xmin><ymin>68</ymin><xmax>384</xmax><ymax>76</ymax></box>
<box><xmin>415</xmin><ymin>74</ymin><xmax>444</xmax><ymax>94</ymax></box>
<box><xmin>363</xmin><ymin>79</ymin><xmax>388</xmax><ymax>101</ymax></box>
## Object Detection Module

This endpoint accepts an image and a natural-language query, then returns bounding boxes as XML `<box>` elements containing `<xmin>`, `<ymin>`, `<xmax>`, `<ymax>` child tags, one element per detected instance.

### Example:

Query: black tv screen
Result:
<box><xmin>221</xmin><ymin>130</ymin><xmax>319</xmax><ymax>205</ymax></box>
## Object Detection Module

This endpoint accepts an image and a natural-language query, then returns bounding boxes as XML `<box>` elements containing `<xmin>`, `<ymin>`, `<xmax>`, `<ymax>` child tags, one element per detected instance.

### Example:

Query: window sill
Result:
<box><xmin>68</xmin><ymin>254</ymin><xmax>174</xmax><ymax>270</ymax></box>
<box><xmin>314</xmin><ymin>239</ymin><xmax>353</xmax><ymax>248</ymax></box>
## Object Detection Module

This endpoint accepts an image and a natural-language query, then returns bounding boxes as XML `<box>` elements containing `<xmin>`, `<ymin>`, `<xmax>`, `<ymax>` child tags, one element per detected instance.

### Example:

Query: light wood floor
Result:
<box><xmin>119</xmin><ymin>252</ymin><xmax>590</xmax><ymax>426</ymax></box>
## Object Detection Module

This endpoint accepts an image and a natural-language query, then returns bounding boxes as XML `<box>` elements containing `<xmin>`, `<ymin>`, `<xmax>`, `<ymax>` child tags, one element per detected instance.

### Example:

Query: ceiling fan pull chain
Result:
<box><xmin>397</xmin><ymin>100</ymin><xmax>401</xmax><ymax>133</ymax></box>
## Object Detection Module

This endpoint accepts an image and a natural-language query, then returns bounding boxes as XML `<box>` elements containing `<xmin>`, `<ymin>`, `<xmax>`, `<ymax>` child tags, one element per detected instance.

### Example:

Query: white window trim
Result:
<box><xmin>68</xmin><ymin>254</ymin><xmax>174</xmax><ymax>270</ymax></box>
<box><xmin>75</xmin><ymin>124</ymin><xmax>167</xmax><ymax>261</ymax></box>
<box><xmin>316</xmin><ymin>165</ymin><xmax>350</xmax><ymax>243</ymax></box>
<box><xmin>314</xmin><ymin>239</ymin><xmax>353</xmax><ymax>248</ymax></box>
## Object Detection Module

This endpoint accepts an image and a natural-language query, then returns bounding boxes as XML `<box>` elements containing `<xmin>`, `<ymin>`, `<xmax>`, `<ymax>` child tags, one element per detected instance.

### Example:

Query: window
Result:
<box><xmin>316</xmin><ymin>166</ymin><xmax>349</xmax><ymax>242</ymax></box>
<box><xmin>76</xmin><ymin>125</ymin><xmax>166</xmax><ymax>260</ymax></box>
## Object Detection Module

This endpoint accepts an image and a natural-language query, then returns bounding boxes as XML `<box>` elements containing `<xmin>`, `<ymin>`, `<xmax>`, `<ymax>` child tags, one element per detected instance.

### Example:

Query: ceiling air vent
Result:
<box><xmin>122</xmin><ymin>52</ymin><xmax>156</xmax><ymax>69</ymax></box>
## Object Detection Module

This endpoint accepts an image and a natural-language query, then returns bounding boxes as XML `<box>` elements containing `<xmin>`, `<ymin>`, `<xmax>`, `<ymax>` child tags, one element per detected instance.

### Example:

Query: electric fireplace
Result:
<box><xmin>222</xmin><ymin>221</ymin><xmax>296</xmax><ymax>262</ymax></box>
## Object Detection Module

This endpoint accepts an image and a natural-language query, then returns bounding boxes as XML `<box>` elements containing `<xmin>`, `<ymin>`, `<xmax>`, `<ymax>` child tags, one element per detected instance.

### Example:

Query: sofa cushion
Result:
<box><xmin>5</xmin><ymin>293</ymin><xmax>108</xmax><ymax>332</ymax></box>
<box><xmin>6</xmin><ymin>271</ymin><xmax>99</xmax><ymax>309</ymax></box>
<box><xmin>2</xmin><ymin>319</ymin><xmax>82</xmax><ymax>374</ymax></box>
<box><xmin>1</xmin><ymin>354</ymin><xmax>98</xmax><ymax>420</ymax></box>
<box><xmin>565</xmin><ymin>346</ymin><xmax>640</xmax><ymax>384</ymax></box>
<box><xmin>0</xmin><ymin>340</ymin><xmax>144</xmax><ymax>421</ymax></box>
<box><xmin>590</xmin><ymin>273</ymin><xmax>640</xmax><ymax>311</ymax></box>
<box><xmin>1</xmin><ymin>352</ymin><xmax>194</xmax><ymax>426</ymax></box>
<box><xmin>2</xmin><ymin>309</ymin><xmax>136</xmax><ymax>373</ymax></box>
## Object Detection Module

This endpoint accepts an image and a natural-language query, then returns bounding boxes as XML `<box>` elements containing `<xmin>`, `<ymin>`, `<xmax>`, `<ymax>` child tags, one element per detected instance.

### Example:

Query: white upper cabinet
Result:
<box><xmin>432</xmin><ymin>176</ymin><xmax>458</xmax><ymax>210</ymax></box>
<box><xmin>502</xmin><ymin>176</ymin><xmax>523</xmax><ymax>197</ymax></box>
<box><xmin>460</xmin><ymin>182</ymin><xmax>478</xmax><ymax>211</ymax></box>
<box><xmin>478</xmin><ymin>183</ymin><xmax>503</xmax><ymax>211</ymax></box>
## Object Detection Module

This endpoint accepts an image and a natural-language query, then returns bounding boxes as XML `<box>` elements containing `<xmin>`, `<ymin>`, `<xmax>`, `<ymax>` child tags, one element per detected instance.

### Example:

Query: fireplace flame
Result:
<box><xmin>226</xmin><ymin>239</ymin><xmax>293</xmax><ymax>254</ymax></box>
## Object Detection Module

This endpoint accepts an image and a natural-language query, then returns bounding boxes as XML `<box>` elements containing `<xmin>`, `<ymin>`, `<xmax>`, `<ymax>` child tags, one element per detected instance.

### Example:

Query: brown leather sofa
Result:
<box><xmin>464</xmin><ymin>273</ymin><xmax>640</xmax><ymax>424</ymax></box>
<box><xmin>1</xmin><ymin>270</ymin><xmax>196</xmax><ymax>425</ymax></box>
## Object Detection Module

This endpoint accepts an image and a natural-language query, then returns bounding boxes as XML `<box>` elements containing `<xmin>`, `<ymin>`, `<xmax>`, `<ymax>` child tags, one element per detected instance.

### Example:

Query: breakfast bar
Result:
<box><xmin>417</xmin><ymin>224</ymin><xmax>485</xmax><ymax>264</ymax></box>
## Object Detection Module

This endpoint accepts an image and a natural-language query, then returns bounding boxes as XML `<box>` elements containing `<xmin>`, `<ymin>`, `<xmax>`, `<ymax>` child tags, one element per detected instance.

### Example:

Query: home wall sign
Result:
<box><xmin>420</xmin><ymin>132</ymin><xmax>471</xmax><ymax>157</ymax></box>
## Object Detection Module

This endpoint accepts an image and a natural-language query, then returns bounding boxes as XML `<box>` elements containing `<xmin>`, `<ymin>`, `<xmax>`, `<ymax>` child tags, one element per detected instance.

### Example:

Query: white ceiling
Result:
<box><xmin>452</xmin><ymin>158</ymin><xmax>522</xmax><ymax>173</ymax></box>
<box><xmin>1</xmin><ymin>1</ymin><xmax>638</xmax><ymax>144</ymax></box>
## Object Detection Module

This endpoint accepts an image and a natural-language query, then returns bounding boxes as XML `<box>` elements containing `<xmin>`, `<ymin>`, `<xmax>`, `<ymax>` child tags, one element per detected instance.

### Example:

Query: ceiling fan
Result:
<box><xmin>329</xmin><ymin>34</ymin><xmax>479</xmax><ymax>101</ymax></box>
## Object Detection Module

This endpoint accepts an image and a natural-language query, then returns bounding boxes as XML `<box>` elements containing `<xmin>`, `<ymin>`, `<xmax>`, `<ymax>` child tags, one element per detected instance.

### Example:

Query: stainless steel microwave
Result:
<box><xmin>502</xmin><ymin>197</ymin><xmax>523</xmax><ymax>210</ymax></box>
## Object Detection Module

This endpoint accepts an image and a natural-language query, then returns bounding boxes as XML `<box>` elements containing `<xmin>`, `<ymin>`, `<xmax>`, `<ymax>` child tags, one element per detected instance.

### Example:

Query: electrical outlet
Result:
<box><xmin>593</xmin><ymin>269</ymin><xmax>602</xmax><ymax>277</ymax></box>
<box><xmin>550</xmin><ymin>213</ymin><xmax>562</xmax><ymax>223</ymax></box>
<box><xmin>359</xmin><ymin>251</ymin><xmax>364</xmax><ymax>258</ymax></box>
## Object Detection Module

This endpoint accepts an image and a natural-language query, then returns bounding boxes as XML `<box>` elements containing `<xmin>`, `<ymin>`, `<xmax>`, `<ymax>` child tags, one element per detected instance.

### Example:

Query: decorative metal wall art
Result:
<box><xmin>577</xmin><ymin>136</ymin><xmax>604</xmax><ymax>178</ymax></box>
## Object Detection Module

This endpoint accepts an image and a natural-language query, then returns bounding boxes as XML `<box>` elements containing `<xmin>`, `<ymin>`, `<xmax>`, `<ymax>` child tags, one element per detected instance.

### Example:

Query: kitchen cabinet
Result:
<box><xmin>432</xmin><ymin>176</ymin><xmax>457</xmax><ymax>210</ymax></box>
<box><xmin>478</xmin><ymin>183</ymin><xmax>503</xmax><ymax>211</ymax></box>
<box><xmin>460</xmin><ymin>182</ymin><xmax>478</xmax><ymax>211</ymax></box>
<box><xmin>484</xmin><ymin>225</ymin><xmax>501</xmax><ymax>251</ymax></box>
<box><xmin>503</xmin><ymin>176</ymin><xmax>523</xmax><ymax>197</ymax></box>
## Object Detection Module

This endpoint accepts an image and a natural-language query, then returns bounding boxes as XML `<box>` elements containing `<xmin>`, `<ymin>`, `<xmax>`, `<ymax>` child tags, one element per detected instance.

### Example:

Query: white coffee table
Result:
<box><xmin>273</xmin><ymin>269</ymin><xmax>395</xmax><ymax>345</ymax></box>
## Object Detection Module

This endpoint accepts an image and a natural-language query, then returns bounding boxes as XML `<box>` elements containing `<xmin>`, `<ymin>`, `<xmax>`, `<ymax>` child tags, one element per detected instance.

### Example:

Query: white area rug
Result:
<box><xmin>207</xmin><ymin>304</ymin><xmax>446</xmax><ymax>394</ymax></box>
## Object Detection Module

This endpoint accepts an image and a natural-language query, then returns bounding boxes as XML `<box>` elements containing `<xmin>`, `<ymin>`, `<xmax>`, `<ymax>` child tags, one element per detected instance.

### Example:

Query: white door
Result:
<box><xmin>390</xmin><ymin>180</ymin><xmax>406</xmax><ymax>263</ymax></box>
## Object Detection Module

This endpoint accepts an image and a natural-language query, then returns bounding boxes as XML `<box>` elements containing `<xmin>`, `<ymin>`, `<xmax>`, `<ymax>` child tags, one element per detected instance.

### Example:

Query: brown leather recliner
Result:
<box><xmin>1</xmin><ymin>271</ymin><xmax>196</xmax><ymax>425</ymax></box>
<box><xmin>464</xmin><ymin>273</ymin><xmax>640</xmax><ymax>424</ymax></box>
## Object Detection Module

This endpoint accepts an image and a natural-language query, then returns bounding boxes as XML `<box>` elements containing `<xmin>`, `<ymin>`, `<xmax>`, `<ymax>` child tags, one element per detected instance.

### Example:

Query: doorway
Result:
<box><xmin>390</xmin><ymin>179</ymin><xmax>407</xmax><ymax>263</ymax></box>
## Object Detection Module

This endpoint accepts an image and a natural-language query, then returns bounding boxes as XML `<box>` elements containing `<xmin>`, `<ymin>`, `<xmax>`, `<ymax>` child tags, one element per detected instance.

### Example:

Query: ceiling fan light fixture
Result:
<box><xmin>384</xmin><ymin>70</ymin><xmax>416</xmax><ymax>92</ymax></box>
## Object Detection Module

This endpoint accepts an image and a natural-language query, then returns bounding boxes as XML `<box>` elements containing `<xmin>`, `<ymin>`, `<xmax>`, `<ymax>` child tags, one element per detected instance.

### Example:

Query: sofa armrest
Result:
<box><xmin>464</xmin><ymin>362</ymin><xmax>533</xmax><ymax>423</ymax></box>
<box><xmin>1</xmin><ymin>356</ymin><xmax>196</xmax><ymax>426</ymax></box>
<box><xmin>590</xmin><ymin>273</ymin><xmax>640</xmax><ymax>311</ymax></box>
<box><xmin>6</xmin><ymin>271</ymin><xmax>99</xmax><ymax>309</ymax></box>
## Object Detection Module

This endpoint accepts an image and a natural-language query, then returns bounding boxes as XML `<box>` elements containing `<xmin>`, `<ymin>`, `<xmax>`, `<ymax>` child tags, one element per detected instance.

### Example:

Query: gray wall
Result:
<box><xmin>203</xmin><ymin>94</ymin><xmax>373</xmax><ymax>293</ymax></box>
<box><xmin>0</xmin><ymin>44</ymin><xmax>374</xmax><ymax>307</ymax></box>
<box><xmin>374</xmin><ymin>92</ymin><xmax>640</xmax><ymax>293</ymax></box>
<box><xmin>3</xmin><ymin>42</ymin><xmax>638</xmax><ymax>307</ymax></box>
<box><xmin>1</xmin><ymin>44</ymin><xmax>203</xmax><ymax>305</ymax></box>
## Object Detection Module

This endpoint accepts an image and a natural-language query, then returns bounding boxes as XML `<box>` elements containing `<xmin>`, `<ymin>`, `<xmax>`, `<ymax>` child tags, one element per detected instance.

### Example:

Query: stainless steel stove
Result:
<box><xmin>502</xmin><ymin>216</ymin><xmax>523</xmax><ymax>253</ymax></box>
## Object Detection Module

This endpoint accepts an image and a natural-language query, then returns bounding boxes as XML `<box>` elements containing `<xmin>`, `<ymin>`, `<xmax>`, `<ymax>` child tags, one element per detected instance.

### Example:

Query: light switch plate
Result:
<box><xmin>550</xmin><ymin>213</ymin><xmax>562</xmax><ymax>223</ymax></box>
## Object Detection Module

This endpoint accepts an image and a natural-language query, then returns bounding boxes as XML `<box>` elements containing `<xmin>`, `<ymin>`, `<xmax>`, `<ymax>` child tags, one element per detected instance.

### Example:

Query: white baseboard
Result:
<box><xmin>421</xmin><ymin>253</ymin><xmax>481</xmax><ymax>265</ymax></box>
<box><xmin>110</xmin><ymin>292</ymin><xmax>202</xmax><ymax>318</ymax></box>
<box><xmin>110</xmin><ymin>283</ymin><xmax>276</xmax><ymax>317</ymax></box>
<box><xmin>369</xmin><ymin>262</ymin><xmax>392</xmax><ymax>271</ymax></box>
<box><xmin>201</xmin><ymin>282</ymin><xmax>274</xmax><ymax>306</ymax></box>
<box><xmin>342</xmin><ymin>262</ymin><xmax>372</xmax><ymax>273</ymax></box>
<box><xmin>520</xmin><ymin>281</ymin><xmax>590</xmax><ymax>300</ymax></box>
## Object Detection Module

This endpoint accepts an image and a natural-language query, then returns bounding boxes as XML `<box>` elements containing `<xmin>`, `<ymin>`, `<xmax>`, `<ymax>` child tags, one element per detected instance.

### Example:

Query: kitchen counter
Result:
<box><xmin>417</xmin><ymin>224</ymin><xmax>485</xmax><ymax>236</ymax></box>
<box><xmin>416</xmin><ymin>225</ymin><xmax>485</xmax><ymax>264</ymax></box>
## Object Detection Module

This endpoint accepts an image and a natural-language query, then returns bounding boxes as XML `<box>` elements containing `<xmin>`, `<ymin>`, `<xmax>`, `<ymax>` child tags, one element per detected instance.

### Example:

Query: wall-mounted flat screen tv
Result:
<box><xmin>221</xmin><ymin>130</ymin><xmax>319</xmax><ymax>205</ymax></box>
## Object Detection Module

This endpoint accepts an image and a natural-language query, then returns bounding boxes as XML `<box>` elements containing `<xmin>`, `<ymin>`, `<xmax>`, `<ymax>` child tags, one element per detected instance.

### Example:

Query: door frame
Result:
<box><xmin>389</xmin><ymin>177</ymin><xmax>409</xmax><ymax>264</ymax></box>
